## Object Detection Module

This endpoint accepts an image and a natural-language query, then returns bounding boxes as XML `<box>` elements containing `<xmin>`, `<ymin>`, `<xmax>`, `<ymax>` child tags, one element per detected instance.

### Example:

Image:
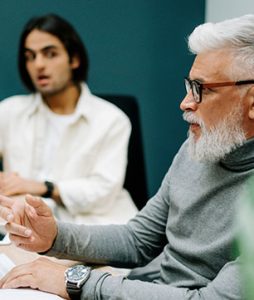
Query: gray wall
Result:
<box><xmin>206</xmin><ymin>0</ymin><xmax>254</xmax><ymax>22</ymax></box>
<box><xmin>0</xmin><ymin>1</ymin><xmax>205</xmax><ymax>197</ymax></box>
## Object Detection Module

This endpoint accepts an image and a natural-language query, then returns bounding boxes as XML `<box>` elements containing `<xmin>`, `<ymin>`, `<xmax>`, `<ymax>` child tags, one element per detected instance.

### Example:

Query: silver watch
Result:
<box><xmin>65</xmin><ymin>265</ymin><xmax>91</xmax><ymax>300</ymax></box>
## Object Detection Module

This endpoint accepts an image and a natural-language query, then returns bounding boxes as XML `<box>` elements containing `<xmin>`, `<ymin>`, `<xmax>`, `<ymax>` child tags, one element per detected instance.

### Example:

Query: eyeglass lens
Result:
<box><xmin>184</xmin><ymin>78</ymin><xmax>200</xmax><ymax>103</ymax></box>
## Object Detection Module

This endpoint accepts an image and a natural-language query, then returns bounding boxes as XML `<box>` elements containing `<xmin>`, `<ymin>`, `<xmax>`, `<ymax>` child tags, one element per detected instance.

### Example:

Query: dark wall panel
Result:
<box><xmin>0</xmin><ymin>0</ymin><xmax>205</xmax><ymax>196</ymax></box>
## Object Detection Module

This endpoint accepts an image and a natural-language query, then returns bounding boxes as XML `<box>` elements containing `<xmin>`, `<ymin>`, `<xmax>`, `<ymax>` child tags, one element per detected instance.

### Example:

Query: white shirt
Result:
<box><xmin>38</xmin><ymin>104</ymin><xmax>77</xmax><ymax>180</ymax></box>
<box><xmin>0</xmin><ymin>84</ymin><xmax>138</xmax><ymax>224</ymax></box>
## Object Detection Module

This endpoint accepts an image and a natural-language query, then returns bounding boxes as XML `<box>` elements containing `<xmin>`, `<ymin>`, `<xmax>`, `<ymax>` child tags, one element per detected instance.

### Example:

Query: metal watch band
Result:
<box><xmin>42</xmin><ymin>181</ymin><xmax>54</xmax><ymax>198</ymax></box>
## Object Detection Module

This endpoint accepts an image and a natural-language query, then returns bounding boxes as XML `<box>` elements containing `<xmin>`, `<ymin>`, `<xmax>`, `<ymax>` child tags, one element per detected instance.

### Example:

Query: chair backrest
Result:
<box><xmin>98</xmin><ymin>94</ymin><xmax>148</xmax><ymax>210</ymax></box>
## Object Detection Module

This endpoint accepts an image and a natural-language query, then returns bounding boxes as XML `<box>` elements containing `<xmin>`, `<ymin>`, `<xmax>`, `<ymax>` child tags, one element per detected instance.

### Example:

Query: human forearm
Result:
<box><xmin>46</xmin><ymin>222</ymin><xmax>142</xmax><ymax>268</ymax></box>
<box><xmin>81</xmin><ymin>259</ymin><xmax>242</xmax><ymax>300</ymax></box>
<box><xmin>22</xmin><ymin>179</ymin><xmax>47</xmax><ymax>196</ymax></box>
<box><xmin>82</xmin><ymin>271</ymin><xmax>185</xmax><ymax>300</ymax></box>
<box><xmin>0</xmin><ymin>172</ymin><xmax>62</xmax><ymax>205</ymax></box>
<box><xmin>0</xmin><ymin>172</ymin><xmax>45</xmax><ymax>196</ymax></box>
<box><xmin>47</xmin><ymin>188</ymin><xmax>171</xmax><ymax>266</ymax></box>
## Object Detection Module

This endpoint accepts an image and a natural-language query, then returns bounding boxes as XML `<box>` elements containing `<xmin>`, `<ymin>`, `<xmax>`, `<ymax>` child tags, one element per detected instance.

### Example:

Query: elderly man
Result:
<box><xmin>1</xmin><ymin>14</ymin><xmax>254</xmax><ymax>300</ymax></box>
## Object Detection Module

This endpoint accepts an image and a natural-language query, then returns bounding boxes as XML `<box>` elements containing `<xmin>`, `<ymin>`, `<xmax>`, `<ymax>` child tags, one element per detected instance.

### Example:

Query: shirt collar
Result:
<box><xmin>27</xmin><ymin>83</ymin><xmax>93</xmax><ymax>123</ymax></box>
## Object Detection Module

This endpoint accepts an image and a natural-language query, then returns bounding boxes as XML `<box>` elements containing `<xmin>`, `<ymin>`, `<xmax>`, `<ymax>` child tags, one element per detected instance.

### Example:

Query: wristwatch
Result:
<box><xmin>65</xmin><ymin>265</ymin><xmax>91</xmax><ymax>300</ymax></box>
<box><xmin>42</xmin><ymin>181</ymin><xmax>54</xmax><ymax>198</ymax></box>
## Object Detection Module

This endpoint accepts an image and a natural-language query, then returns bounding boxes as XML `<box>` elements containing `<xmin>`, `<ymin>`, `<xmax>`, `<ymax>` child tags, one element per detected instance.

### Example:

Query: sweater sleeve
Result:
<box><xmin>79</xmin><ymin>258</ymin><xmax>242</xmax><ymax>300</ymax></box>
<box><xmin>46</xmin><ymin>171</ymin><xmax>171</xmax><ymax>267</ymax></box>
<box><xmin>47</xmin><ymin>221</ymin><xmax>242</xmax><ymax>299</ymax></box>
<box><xmin>45</xmin><ymin>164</ymin><xmax>243</xmax><ymax>299</ymax></box>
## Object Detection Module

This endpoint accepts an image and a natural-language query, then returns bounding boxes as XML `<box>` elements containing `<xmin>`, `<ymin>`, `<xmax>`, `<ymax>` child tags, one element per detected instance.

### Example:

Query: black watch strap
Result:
<box><xmin>66</xmin><ymin>282</ymin><xmax>81</xmax><ymax>300</ymax></box>
<box><xmin>42</xmin><ymin>181</ymin><xmax>54</xmax><ymax>198</ymax></box>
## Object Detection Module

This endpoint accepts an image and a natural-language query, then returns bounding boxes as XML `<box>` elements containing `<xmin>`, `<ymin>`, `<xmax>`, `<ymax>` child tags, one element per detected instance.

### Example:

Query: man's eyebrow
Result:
<box><xmin>189</xmin><ymin>76</ymin><xmax>205</xmax><ymax>83</ymax></box>
<box><xmin>24</xmin><ymin>45</ymin><xmax>59</xmax><ymax>52</ymax></box>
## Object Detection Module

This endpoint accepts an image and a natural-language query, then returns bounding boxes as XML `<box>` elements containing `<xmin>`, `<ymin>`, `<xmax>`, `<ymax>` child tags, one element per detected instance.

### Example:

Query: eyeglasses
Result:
<box><xmin>184</xmin><ymin>77</ymin><xmax>254</xmax><ymax>103</ymax></box>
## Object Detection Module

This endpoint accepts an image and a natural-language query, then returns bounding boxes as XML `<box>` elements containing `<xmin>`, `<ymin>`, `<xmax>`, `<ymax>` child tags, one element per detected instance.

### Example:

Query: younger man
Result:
<box><xmin>0</xmin><ymin>14</ymin><xmax>137</xmax><ymax>224</ymax></box>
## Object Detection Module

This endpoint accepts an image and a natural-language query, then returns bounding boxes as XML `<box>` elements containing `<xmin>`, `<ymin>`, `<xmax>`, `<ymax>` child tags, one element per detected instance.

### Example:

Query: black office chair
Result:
<box><xmin>98</xmin><ymin>94</ymin><xmax>148</xmax><ymax>210</ymax></box>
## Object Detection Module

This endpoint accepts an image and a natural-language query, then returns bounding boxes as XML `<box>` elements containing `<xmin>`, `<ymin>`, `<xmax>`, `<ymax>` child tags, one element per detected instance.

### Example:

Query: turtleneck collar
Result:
<box><xmin>220</xmin><ymin>137</ymin><xmax>254</xmax><ymax>172</ymax></box>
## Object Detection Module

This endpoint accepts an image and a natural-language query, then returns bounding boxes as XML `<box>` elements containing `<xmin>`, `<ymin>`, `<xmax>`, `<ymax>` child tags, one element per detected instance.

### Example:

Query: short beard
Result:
<box><xmin>183</xmin><ymin>104</ymin><xmax>246</xmax><ymax>162</ymax></box>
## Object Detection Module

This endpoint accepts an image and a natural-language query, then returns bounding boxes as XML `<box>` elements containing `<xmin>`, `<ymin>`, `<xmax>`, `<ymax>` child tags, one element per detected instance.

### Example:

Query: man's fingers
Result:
<box><xmin>3</xmin><ymin>274</ymin><xmax>36</xmax><ymax>289</ymax></box>
<box><xmin>25</xmin><ymin>195</ymin><xmax>52</xmax><ymax>217</ymax></box>
<box><xmin>0</xmin><ymin>263</ymin><xmax>29</xmax><ymax>286</ymax></box>
<box><xmin>1</xmin><ymin>264</ymin><xmax>36</xmax><ymax>289</ymax></box>
<box><xmin>5</xmin><ymin>222</ymin><xmax>32</xmax><ymax>238</ymax></box>
<box><xmin>0</xmin><ymin>206</ymin><xmax>14</xmax><ymax>223</ymax></box>
<box><xmin>9</xmin><ymin>233</ymin><xmax>35</xmax><ymax>247</ymax></box>
<box><xmin>0</xmin><ymin>194</ymin><xmax>15</xmax><ymax>209</ymax></box>
<box><xmin>0</xmin><ymin>259</ymin><xmax>46</xmax><ymax>289</ymax></box>
<box><xmin>0</xmin><ymin>195</ymin><xmax>16</xmax><ymax>222</ymax></box>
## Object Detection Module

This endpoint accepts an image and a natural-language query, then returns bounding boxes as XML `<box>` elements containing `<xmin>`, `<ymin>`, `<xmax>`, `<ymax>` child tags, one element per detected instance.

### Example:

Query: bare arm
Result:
<box><xmin>0</xmin><ymin>172</ymin><xmax>62</xmax><ymax>205</ymax></box>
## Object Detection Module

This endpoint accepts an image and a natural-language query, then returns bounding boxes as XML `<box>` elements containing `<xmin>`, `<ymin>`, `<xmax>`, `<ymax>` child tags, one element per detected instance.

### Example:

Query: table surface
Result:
<box><xmin>0</xmin><ymin>243</ymin><xmax>39</xmax><ymax>265</ymax></box>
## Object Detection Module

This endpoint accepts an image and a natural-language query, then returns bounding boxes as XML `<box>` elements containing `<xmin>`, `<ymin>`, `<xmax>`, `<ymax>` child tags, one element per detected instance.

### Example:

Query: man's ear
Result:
<box><xmin>247</xmin><ymin>86</ymin><xmax>254</xmax><ymax>120</ymax></box>
<box><xmin>70</xmin><ymin>55</ymin><xmax>80</xmax><ymax>70</ymax></box>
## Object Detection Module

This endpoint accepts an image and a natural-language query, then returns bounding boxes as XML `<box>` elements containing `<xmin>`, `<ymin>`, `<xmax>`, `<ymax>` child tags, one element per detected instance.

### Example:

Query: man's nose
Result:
<box><xmin>34</xmin><ymin>54</ymin><xmax>46</xmax><ymax>69</ymax></box>
<box><xmin>180</xmin><ymin>91</ymin><xmax>198</xmax><ymax>112</ymax></box>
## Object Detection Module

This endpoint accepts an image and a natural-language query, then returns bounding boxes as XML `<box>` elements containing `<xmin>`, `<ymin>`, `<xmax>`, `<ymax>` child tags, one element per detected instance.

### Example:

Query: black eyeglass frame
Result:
<box><xmin>184</xmin><ymin>77</ymin><xmax>254</xmax><ymax>103</ymax></box>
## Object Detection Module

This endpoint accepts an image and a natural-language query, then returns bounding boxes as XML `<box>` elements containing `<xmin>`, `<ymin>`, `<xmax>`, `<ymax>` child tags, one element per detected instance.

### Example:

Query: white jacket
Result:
<box><xmin>0</xmin><ymin>84</ymin><xmax>137</xmax><ymax>224</ymax></box>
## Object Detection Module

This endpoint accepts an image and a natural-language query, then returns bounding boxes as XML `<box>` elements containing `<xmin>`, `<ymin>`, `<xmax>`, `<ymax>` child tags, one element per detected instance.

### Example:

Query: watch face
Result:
<box><xmin>66</xmin><ymin>265</ymin><xmax>89</xmax><ymax>283</ymax></box>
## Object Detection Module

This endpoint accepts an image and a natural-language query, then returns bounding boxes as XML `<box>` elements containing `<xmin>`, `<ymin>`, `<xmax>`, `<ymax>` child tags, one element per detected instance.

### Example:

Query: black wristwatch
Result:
<box><xmin>65</xmin><ymin>265</ymin><xmax>91</xmax><ymax>300</ymax></box>
<box><xmin>42</xmin><ymin>181</ymin><xmax>54</xmax><ymax>198</ymax></box>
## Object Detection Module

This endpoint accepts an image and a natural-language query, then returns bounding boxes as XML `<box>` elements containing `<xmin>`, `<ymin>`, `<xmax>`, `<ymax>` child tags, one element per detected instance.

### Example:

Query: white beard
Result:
<box><xmin>183</xmin><ymin>104</ymin><xmax>246</xmax><ymax>162</ymax></box>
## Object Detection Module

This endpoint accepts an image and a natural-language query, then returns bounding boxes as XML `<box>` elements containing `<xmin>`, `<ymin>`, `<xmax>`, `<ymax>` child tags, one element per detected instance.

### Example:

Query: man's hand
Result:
<box><xmin>0</xmin><ymin>257</ymin><xmax>70</xmax><ymax>299</ymax></box>
<box><xmin>0</xmin><ymin>194</ymin><xmax>57</xmax><ymax>253</ymax></box>
<box><xmin>0</xmin><ymin>172</ymin><xmax>47</xmax><ymax>197</ymax></box>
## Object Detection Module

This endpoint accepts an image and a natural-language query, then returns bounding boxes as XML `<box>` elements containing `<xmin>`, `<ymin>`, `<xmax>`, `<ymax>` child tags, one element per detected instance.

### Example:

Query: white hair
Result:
<box><xmin>188</xmin><ymin>14</ymin><xmax>254</xmax><ymax>79</ymax></box>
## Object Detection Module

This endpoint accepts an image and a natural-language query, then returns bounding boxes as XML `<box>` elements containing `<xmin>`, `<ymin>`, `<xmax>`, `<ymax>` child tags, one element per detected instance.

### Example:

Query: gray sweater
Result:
<box><xmin>47</xmin><ymin>138</ymin><xmax>254</xmax><ymax>299</ymax></box>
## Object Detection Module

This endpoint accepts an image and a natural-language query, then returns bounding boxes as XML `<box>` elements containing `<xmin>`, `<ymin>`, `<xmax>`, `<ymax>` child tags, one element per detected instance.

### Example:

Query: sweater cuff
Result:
<box><xmin>81</xmin><ymin>270</ymin><xmax>112</xmax><ymax>299</ymax></box>
<box><xmin>43</xmin><ymin>222</ymin><xmax>71</xmax><ymax>257</ymax></box>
